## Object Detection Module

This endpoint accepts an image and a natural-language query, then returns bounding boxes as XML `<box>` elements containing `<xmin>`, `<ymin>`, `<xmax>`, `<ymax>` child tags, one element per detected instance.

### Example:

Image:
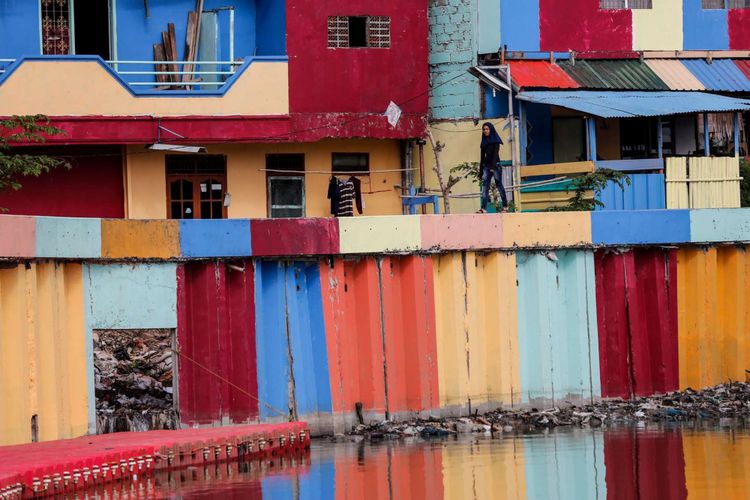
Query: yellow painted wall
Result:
<box><xmin>421</xmin><ymin>120</ymin><xmax>514</xmax><ymax>214</ymax></box>
<box><xmin>0</xmin><ymin>61</ymin><xmax>288</xmax><ymax>116</ymax></box>
<box><xmin>633</xmin><ymin>0</ymin><xmax>683</xmax><ymax>51</ymax></box>
<box><xmin>433</xmin><ymin>252</ymin><xmax>520</xmax><ymax>409</ymax></box>
<box><xmin>0</xmin><ymin>263</ymin><xmax>88</xmax><ymax>445</ymax></box>
<box><xmin>677</xmin><ymin>247</ymin><xmax>750</xmax><ymax>390</ymax></box>
<box><xmin>126</xmin><ymin>140</ymin><xmax>403</xmax><ymax>219</ymax></box>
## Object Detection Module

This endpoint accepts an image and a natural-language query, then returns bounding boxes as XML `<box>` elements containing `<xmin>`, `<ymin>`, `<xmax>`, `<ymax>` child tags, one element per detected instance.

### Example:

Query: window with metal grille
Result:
<box><xmin>266</xmin><ymin>154</ymin><xmax>305</xmax><ymax>218</ymax></box>
<box><xmin>332</xmin><ymin>153</ymin><xmax>370</xmax><ymax>174</ymax></box>
<box><xmin>728</xmin><ymin>0</ymin><xmax>750</xmax><ymax>7</ymax></box>
<box><xmin>327</xmin><ymin>16</ymin><xmax>391</xmax><ymax>48</ymax></box>
<box><xmin>702</xmin><ymin>0</ymin><xmax>725</xmax><ymax>8</ymax></box>
<box><xmin>41</xmin><ymin>0</ymin><xmax>72</xmax><ymax>54</ymax></box>
<box><xmin>166</xmin><ymin>155</ymin><xmax>227</xmax><ymax>219</ymax></box>
<box><xmin>600</xmin><ymin>0</ymin><xmax>652</xmax><ymax>8</ymax></box>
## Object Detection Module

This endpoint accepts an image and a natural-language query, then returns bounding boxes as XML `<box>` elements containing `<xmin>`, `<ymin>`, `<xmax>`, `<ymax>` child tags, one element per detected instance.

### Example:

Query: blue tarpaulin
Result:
<box><xmin>516</xmin><ymin>91</ymin><xmax>750</xmax><ymax>118</ymax></box>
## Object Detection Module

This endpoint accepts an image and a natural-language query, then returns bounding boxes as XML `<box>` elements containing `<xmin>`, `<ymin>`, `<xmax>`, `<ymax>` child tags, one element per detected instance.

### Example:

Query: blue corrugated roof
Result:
<box><xmin>517</xmin><ymin>91</ymin><xmax>750</xmax><ymax>118</ymax></box>
<box><xmin>680</xmin><ymin>59</ymin><xmax>750</xmax><ymax>92</ymax></box>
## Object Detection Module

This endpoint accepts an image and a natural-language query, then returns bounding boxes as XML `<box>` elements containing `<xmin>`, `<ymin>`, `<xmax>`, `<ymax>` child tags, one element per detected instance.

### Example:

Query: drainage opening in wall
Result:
<box><xmin>94</xmin><ymin>329</ymin><xmax>178</xmax><ymax>433</ymax></box>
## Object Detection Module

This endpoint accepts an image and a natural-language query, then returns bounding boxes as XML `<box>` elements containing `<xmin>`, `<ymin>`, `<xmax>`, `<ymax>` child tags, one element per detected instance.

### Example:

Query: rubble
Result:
<box><xmin>343</xmin><ymin>382</ymin><xmax>750</xmax><ymax>440</ymax></box>
<box><xmin>94</xmin><ymin>329</ymin><xmax>178</xmax><ymax>433</ymax></box>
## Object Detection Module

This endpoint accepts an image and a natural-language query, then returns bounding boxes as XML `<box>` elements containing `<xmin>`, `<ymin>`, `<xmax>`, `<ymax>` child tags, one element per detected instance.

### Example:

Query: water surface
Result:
<box><xmin>84</xmin><ymin>425</ymin><xmax>750</xmax><ymax>499</ymax></box>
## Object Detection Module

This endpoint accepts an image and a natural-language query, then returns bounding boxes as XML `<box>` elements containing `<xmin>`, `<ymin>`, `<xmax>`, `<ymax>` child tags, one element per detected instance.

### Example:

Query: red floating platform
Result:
<box><xmin>0</xmin><ymin>422</ymin><xmax>309</xmax><ymax>499</ymax></box>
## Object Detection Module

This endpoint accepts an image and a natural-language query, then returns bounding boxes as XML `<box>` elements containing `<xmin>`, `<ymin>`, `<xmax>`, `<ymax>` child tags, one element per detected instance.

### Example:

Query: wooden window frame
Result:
<box><xmin>166</xmin><ymin>155</ymin><xmax>227</xmax><ymax>220</ymax></box>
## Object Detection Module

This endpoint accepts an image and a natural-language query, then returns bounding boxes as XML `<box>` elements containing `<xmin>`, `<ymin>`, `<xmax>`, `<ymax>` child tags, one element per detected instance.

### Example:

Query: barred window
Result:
<box><xmin>327</xmin><ymin>16</ymin><xmax>391</xmax><ymax>48</ymax></box>
<box><xmin>702</xmin><ymin>0</ymin><xmax>725</xmax><ymax>7</ymax></box>
<box><xmin>700</xmin><ymin>0</ymin><xmax>750</xmax><ymax>7</ymax></box>
<box><xmin>600</xmin><ymin>0</ymin><xmax>652</xmax><ymax>8</ymax></box>
<box><xmin>728</xmin><ymin>0</ymin><xmax>750</xmax><ymax>7</ymax></box>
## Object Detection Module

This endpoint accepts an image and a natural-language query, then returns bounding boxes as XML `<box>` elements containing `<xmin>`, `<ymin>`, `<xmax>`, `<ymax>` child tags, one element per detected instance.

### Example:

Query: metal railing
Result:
<box><xmin>0</xmin><ymin>58</ymin><xmax>244</xmax><ymax>90</ymax></box>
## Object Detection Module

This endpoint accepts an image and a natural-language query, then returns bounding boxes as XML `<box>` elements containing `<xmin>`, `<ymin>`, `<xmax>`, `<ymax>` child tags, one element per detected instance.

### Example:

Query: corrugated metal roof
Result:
<box><xmin>557</xmin><ymin>60</ymin><xmax>669</xmax><ymax>90</ymax></box>
<box><xmin>517</xmin><ymin>91</ymin><xmax>750</xmax><ymax>118</ymax></box>
<box><xmin>645</xmin><ymin>60</ymin><xmax>706</xmax><ymax>91</ymax></box>
<box><xmin>508</xmin><ymin>61</ymin><xmax>580</xmax><ymax>90</ymax></box>
<box><xmin>732</xmin><ymin>59</ymin><xmax>750</xmax><ymax>82</ymax></box>
<box><xmin>681</xmin><ymin>59</ymin><xmax>750</xmax><ymax>92</ymax></box>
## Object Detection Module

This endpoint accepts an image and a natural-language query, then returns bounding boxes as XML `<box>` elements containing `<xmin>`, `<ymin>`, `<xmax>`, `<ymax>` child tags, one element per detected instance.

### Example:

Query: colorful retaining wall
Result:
<box><xmin>1</xmin><ymin>210</ymin><xmax>750</xmax><ymax>444</ymax></box>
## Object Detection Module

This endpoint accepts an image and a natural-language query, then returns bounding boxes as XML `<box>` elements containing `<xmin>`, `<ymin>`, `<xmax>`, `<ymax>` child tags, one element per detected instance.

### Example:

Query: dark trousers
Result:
<box><xmin>481</xmin><ymin>165</ymin><xmax>508</xmax><ymax>210</ymax></box>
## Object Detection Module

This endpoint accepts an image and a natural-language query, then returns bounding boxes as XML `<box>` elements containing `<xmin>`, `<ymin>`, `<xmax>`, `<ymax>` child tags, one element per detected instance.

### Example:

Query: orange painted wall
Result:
<box><xmin>100</xmin><ymin>219</ymin><xmax>180</xmax><ymax>259</ymax></box>
<box><xmin>379</xmin><ymin>256</ymin><xmax>440</xmax><ymax>414</ymax></box>
<box><xmin>321</xmin><ymin>258</ymin><xmax>387</xmax><ymax>418</ymax></box>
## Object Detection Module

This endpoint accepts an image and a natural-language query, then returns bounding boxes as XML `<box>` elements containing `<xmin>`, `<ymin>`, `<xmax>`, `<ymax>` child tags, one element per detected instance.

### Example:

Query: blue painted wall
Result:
<box><xmin>255</xmin><ymin>261</ymin><xmax>332</xmax><ymax>421</ymax></box>
<box><xmin>179</xmin><ymin>219</ymin><xmax>251</xmax><ymax>258</ymax></box>
<box><xmin>85</xmin><ymin>263</ymin><xmax>178</xmax><ymax>329</ymax></box>
<box><xmin>0</xmin><ymin>0</ymin><xmax>39</xmax><ymax>58</ymax></box>
<box><xmin>256</xmin><ymin>0</ymin><xmax>286</xmax><ymax>55</ymax></box>
<box><xmin>596</xmin><ymin>173</ymin><xmax>666</xmax><ymax>211</ymax></box>
<box><xmin>683</xmin><ymin>0</ymin><xmax>729</xmax><ymax>50</ymax></box>
<box><xmin>591</xmin><ymin>210</ymin><xmax>691</xmax><ymax>245</ymax></box>
<box><xmin>516</xmin><ymin>250</ymin><xmax>600</xmax><ymax>404</ymax></box>
<box><xmin>500</xmin><ymin>0</ymin><xmax>540</xmax><ymax>52</ymax></box>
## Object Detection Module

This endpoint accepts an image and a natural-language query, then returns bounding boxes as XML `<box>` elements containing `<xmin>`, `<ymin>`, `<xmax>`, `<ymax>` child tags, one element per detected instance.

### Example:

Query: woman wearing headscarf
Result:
<box><xmin>478</xmin><ymin>122</ymin><xmax>508</xmax><ymax>213</ymax></box>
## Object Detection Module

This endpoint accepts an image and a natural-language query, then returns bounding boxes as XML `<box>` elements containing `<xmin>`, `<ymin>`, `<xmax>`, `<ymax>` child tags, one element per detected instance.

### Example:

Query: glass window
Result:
<box><xmin>332</xmin><ymin>153</ymin><xmax>369</xmax><ymax>174</ymax></box>
<box><xmin>600</xmin><ymin>0</ymin><xmax>652</xmax><ymax>8</ymax></box>
<box><xmin>166</xmin><ymin>155</ymin><xmax>226</xmax><ymax>219</ymax></box>
<box><xmin>268</xmin><ymin>177</ymin><xmax>305</xmax><ymax>218</ymax></box>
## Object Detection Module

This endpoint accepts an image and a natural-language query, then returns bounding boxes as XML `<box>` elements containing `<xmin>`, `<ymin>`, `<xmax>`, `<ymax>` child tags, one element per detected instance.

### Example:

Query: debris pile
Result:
<box><xmin>94</xmin><ymin>329</ymin><xmax>178</xmax><ymax>433</ymax></box>
<box><xmin>344</xmin><ymin>382</ymin><xmax>750</xmax><ymax>440</ymax></box>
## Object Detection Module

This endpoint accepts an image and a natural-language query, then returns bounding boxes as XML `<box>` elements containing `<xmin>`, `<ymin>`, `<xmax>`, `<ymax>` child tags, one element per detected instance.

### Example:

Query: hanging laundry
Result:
<box><xmin>349</xmin><ymin>176</ymin><xmax>364</xmax><ymax>214</ymax></box>
<box><xmin>327</xmin><ymin>176</ymin><xmax>356</xmax><ymax>217</ymax></box>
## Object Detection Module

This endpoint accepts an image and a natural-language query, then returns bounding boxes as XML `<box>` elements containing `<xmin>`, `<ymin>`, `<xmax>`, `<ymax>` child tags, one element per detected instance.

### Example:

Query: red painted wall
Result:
<box><xmin>0</xmin><ymin>146</ymin><xmax>124</xmax><ymax>217</ymax></box>
<box><xmin>539</xmin><ymin>0</ymin><xmax>632</xmax><ymax>52</ymax></box>
<box><xmin>728</xmin><ymin>9</ymin><xmax>750</xmax><ymax>50</ymax></box>
<box><xmin>251</xmin><ymin>218</ymin><xmax>339</xmax><ymax>256</ymax></box>
<box><xmin>177</xmin><ymin>261</ymin><xmax>258</xmax><ymax>425</ymax></box>
<box><xmin>604</xmin><ymin>430</ymin><xmax>687</xmax><ymax>500</ymax></box>
<box><xmin>595</xmin><ymin>249</ymin><xmax>679</xmax><ymax>399</ymax></box>
<box><xmin>286</xmin><ymin>0</ymin><xmax>428</xmax><ymax>139</ymax></box>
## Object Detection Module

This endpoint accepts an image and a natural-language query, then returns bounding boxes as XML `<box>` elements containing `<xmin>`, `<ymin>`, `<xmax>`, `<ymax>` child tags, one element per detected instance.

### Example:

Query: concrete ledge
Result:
<box><xmin>251</xmin><ymin>218</ymin><xmax>339</xmax><ymax>256</ymax></box>
<box><xmin>420</xmin><ymin>214</ymin><xmax>503</xmax><ymax>251</ymax></box>
<box><xmin>339</xmin><ymin>216</ymin><xmax>421</xmax><ymax>254</ymax></box>
<box><xmin>591</xmin><ymin>210</ymin><xmax>691</xmax><ymax>245</ymax></box>
<box><xmin>179</xmin><ymin>219</ymin><xmax>251</xmax><ymax>258</ymax></box>
<box><xmin>503</xmin><ymin>212</ymin><xmax>592</xmax><ymax>248</ymax></box>
<box><xmin>36</xmin><ymin>217</ymin><xmax>101</xmax><ymax>258</ymax></box>
<box><xmin>0</xmin><ymin>215</ymin><xmax>35</xmax><ymax>258</ymax></box>
<box><xmin>101</xmin><ymin>220</ymin><xmax>180</xmax><ymax>259</ymax></box>
<box><xmin>690</xmin><ymin>208</ymin><xmax>750</xmax><ymax>243</ymax></box>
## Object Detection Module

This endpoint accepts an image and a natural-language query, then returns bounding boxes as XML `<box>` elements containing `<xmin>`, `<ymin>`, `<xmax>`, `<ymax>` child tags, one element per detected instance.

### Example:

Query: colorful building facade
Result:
<box><xmin>0</xmin><ymin>0</ymin><xmax>428</xmax><ymax>218</ymax></box>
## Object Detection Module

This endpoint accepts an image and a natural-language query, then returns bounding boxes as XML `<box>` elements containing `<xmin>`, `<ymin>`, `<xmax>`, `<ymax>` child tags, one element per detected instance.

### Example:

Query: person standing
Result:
<box><xmin>478</xmin><ymin>122</ymin><xmax>508</xmax><ymax>213</ymax></box>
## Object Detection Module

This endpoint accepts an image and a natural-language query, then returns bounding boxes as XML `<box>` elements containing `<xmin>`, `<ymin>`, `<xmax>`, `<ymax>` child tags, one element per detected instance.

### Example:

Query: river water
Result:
<box><xmin>93</xmin><ymin>425</ymin><xmax>750</xmax><ymax>499</ymax></box>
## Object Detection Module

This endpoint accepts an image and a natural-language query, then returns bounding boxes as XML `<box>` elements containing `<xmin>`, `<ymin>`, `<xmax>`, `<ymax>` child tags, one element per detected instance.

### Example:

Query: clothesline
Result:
<box><xmin>259</xmin><ymin>168</ymin><xmax>417</xmax><ymax>175</ymax></box>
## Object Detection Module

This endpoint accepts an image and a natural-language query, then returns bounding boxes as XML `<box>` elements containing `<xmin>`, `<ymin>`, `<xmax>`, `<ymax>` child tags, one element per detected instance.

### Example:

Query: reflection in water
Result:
<box><xmin>77</xmin><ymin>426</ymin><xmax>750</xmax><ymax>499</ymax></box>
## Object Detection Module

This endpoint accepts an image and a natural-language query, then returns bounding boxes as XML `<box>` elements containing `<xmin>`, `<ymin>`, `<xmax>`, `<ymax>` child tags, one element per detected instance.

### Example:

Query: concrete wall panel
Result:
<box><xmin>252</xmin><ymin>218</ymin><xmax>338</xmax><ymax>256</ymax></box>
<box><xmin>339</xmin><ymin>216</ymin><xmax>421</xmax><ymax>254</ymax></box>
<box><xmin>0</xmin><ymin>215</ymin><xmax>35</xmax><ymax>258</ymax></box>
<box><xmin>101</xmin><ymin>220</ymin><xmax>180</xmax><ymax>259</ymax></box>
<box><xmin>179</xmin><ymin>220</ymin><xmax>251</xmax><ymax>258</ymax></box>
<box><xmin>420</xmin><ymin>214</ymin><xmax>503</xmax><ymax>251</ymax></box>
<box><xmin>503</xmin><ymin>212</ymin><xmax>591</xmax><ymax>248</ymax></box>
<box><xmin>632</xmin><ymin>0</ymin><xmax>683</xmax><ymax>51</ymax></box>
<box><xmin>35</xmin><ymin>217</ymin><xmax>101</xmax><ymax>259</ymax></box>
<box><xmin>591</xmin><ymin>210</ymin><xmax>691</xmax><ymax>245</ymax></box>
<box><xmin>690</xmin><ymin>208</ymin><xmax>750</xmax><ymax>243</ymax></box>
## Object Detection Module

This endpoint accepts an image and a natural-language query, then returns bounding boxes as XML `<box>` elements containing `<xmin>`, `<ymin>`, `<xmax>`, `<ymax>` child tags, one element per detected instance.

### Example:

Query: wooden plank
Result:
<box><xmin>520</xmin><ymin>161</ymin><xmax>595</xmax><ymax>178</ymax></box>
<box><xmin>182</xmin><ymin>11</ymin><xmax>198</xmax><ymax>84</ymax></box>
<box><xmin>161</xmin><ymin>31</ymin><xmax>175</xmax><ymax>82</ymax></box>
<box><xmin>153</xmin><ymin>43</ymin><xmax>167</xmax><ymax>84</ymax></box>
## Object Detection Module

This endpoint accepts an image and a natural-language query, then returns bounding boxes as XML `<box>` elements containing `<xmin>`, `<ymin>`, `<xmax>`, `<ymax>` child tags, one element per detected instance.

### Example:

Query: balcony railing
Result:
<box><xmin>0</xmin><ymin>58</ymin><xmax>245</xmax><ymax>91</ymax></box>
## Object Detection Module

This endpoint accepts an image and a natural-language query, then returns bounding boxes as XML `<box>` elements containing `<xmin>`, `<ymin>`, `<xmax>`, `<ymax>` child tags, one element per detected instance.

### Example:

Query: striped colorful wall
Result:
<box><xmin>1</xmin><ymin>211</ymin><xmax>750</xmax><ymax>443</ymax></box>
<box><xmin>498</xmin><ymin>0</ymin><xmax>750</xmax><ymax>52</ymax></box>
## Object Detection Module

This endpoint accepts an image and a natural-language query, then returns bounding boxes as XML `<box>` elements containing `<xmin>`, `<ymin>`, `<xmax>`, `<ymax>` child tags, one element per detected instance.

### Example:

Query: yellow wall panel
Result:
<box><xmin>677</xmin><ymin>247</ymin><xmax>750</xmax><ymax>390</ymax></box>
<box><xmin>633</xmin><ymin>0</ymin><xmax>683</xmax><ymax>51</ymax></box>
<box><xmin>0</xmin><ymin>263</ymin><xmax>88</xmax><ymax>445</ymax></box>
<box><xmin>433</xmin><ymin>252</ymin><xmax>520</xmax><ymax>411</ymax></box>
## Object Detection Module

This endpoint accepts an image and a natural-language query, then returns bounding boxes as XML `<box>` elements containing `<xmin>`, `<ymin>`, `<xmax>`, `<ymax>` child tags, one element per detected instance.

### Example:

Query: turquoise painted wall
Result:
<box><xmin>516</xmin><ymin>250</ymin><xmax>601</xmax><ymax>404</ymax></box>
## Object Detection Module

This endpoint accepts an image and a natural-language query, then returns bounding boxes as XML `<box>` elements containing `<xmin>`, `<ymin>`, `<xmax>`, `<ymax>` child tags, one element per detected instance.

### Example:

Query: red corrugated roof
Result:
<box><xmin>733</xmin><ymin>59</ymin><xmax>750</xmax><ymax>82</ymax></box>
<box><xmin>509</xmin><ymin>61</ymin><xmax>580</xmax><ymax>90</ymax></box>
